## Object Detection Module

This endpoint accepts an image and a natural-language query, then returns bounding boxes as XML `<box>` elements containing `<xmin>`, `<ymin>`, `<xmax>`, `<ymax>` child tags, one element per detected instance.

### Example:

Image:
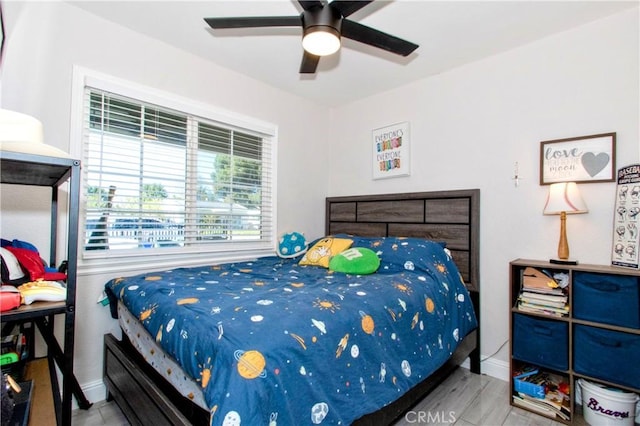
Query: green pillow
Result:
<box><xmin>329</xmin><ymin>247</ymin><xmax>380</xmax><ymax>275</ymax></box>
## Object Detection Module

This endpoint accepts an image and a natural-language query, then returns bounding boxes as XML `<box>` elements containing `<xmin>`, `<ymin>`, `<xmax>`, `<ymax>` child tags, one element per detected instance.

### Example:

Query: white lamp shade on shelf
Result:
<box><xmin>0</xmin><ymin>109</ymin><xmax>70</xmax><ymax>158</ymax></box>
<box><xmin>543</xmin><ymin>182</ymin><xmax>588</xmax><ymax>215</ymax></box>
<box><xmin>543</xmin><ymin>181</ymin><xmax>588</xmax><ymax>262</ymax></box>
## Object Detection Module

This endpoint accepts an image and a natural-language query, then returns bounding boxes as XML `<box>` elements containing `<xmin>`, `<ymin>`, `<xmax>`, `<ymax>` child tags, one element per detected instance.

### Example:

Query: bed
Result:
<box><xmin>102</xmin><ymin>189</ymin><xmax>480</xmax><ymax>426</ymax></box>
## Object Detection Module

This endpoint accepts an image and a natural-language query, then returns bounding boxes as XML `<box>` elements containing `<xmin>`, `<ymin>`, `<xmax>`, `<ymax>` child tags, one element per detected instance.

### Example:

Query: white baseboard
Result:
<box><xmin>461</xmin><ymin>355</ymin><xmax>509</xmax><ymax>382</ymax></box>
<box><xmin>481</xmin><ymin>356</ymin><xmax>510</xmax><ymax>382</ymax></box>
<box><xmin>73</xmin><ymin>380</ymin><xmax>107</xmax><ymax>409</ymax></box>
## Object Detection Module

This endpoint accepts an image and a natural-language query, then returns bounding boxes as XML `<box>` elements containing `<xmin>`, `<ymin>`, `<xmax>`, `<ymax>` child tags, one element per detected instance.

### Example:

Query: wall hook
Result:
<box><xmin>513</xmin><ymin>162</ymin><xmax>522</xmax><ymax>187</ymax></box>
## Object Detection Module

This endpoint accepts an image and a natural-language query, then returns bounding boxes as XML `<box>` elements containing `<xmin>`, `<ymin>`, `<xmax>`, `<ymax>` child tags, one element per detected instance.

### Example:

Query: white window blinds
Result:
<box><xmin>81</xmin><ymin>87</ymin><xmax>274</xmax><ymax>256</ymax></box>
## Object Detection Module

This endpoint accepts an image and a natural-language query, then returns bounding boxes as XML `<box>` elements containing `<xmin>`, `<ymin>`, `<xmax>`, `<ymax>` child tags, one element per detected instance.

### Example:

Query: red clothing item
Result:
<box><xmin>3</xmin><ymin>246</ymin><xmax>66</xmax><ymax>282</ymax></box>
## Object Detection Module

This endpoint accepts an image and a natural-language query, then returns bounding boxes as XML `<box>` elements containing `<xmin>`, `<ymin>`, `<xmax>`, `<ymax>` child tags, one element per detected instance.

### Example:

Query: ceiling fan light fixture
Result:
<box><xmin>204</xmin><ymin>1</ymin><xmax>419</xmax><ymax>74</ymax></box>
<box><xmin>302</xmin><ymin>26</ymin><xmax>341</xmax><ymax>56</ymax></box>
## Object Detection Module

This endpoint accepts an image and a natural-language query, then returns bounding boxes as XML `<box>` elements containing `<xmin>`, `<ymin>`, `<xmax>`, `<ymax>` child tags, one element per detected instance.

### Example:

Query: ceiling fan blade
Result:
<box><xmin>342</xmin><ymin>20</ymin><xmax>418</xmax><ymax>56</ymax></box>
<box><xmin>204</xmin><ymin>16</ymin><xmax>301</xmax><ymax>29</ymax></box>
<box><xmin>300</xmin><ymin>51</ymin><xmax>320</xmax><ymax>74</ymax></box>
<box><xmin>330</xmin><ymin>1</ymin><xmax>373</xmax><ymax>18</ymax></box>
<box><xmin>298</xmin><ymin>1</ymin><xmax>323</xmax><ymax>11</ymax></box>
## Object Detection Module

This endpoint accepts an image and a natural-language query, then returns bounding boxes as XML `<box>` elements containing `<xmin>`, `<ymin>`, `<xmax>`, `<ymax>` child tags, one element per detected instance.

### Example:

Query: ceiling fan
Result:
<box><xmin>204</xmin><ymin>0</ymin><xmax>419</xmax><ymax>74</ymax></box>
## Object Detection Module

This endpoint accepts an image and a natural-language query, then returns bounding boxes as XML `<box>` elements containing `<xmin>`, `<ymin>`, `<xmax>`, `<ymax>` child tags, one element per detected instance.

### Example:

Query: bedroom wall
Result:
<box><xmin>0</xmin><ymin>1</ymin><xmax>330</xmax><ymax>403</ymax></box>
<box><xmin>1</xmin><ymin>0</ymin><xmax>637</xmax><ymax>405</ymax></box>
<box><xmin>327</xmin><ymin>7</ymin><xmax>639</xmax><ymax>380</ymax></box>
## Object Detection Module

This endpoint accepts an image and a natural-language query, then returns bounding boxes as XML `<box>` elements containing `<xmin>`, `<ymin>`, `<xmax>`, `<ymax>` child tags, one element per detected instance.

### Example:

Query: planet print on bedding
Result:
<box><xmin>104</xmin><ymin>237</ymin><xmax>477</xmax><ymax>425</ymax></box>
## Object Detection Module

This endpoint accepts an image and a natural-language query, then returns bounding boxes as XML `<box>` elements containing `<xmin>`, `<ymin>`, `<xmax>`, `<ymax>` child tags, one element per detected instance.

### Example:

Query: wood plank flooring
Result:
<box><xmin>72</xmin><ymin>367</ymin><xmax>591</xmax><ymax>425</ymax></box>
<box><xmin>391</xmin><ymin>368</ymin><xmax>583</xmax><ymax>426</ymax></box>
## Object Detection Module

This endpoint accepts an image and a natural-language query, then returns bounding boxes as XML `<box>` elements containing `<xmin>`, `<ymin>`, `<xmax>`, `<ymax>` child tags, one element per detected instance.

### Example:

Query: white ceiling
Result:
<box><xmin>68</xmin><ymin>1</ymin><xmax>638</xmax><ymax>107</ymax></box>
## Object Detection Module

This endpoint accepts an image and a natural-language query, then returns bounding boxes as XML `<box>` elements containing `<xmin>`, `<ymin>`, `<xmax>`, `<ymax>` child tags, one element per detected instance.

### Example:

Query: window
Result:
<box><xmin>79</xmin><ymin>79</ymin><xmax>275</xmax><ymax>259</ymax></box>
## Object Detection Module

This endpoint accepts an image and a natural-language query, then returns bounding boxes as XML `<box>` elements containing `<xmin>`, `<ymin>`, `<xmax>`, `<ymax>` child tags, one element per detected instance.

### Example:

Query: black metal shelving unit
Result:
<box><xmin>1</xmin><ymin>151</ymin><xmax>91</xmax><ymax>425</ymax></box>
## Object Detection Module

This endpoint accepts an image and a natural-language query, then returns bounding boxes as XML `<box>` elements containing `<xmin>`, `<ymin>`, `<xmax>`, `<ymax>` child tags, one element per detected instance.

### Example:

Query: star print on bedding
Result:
<box><xmin>104</xmin><ymin>236</ymin><xmax>477</xmax><ymax>425</ymax></box>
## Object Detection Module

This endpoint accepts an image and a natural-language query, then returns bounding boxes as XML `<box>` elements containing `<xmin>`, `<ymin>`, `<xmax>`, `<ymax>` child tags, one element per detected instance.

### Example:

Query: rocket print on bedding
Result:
<box><xmin>105</xmin><ymin>236</ymin><xmax>477</xmax><ymax>425</ymax></box>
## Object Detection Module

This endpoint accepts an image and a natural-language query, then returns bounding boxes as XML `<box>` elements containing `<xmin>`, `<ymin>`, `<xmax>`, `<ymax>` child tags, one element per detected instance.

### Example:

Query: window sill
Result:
<box><xmin>77</xmin><ymin>247</ymin><xmax>275</xmax><ymax>277</ymax></box>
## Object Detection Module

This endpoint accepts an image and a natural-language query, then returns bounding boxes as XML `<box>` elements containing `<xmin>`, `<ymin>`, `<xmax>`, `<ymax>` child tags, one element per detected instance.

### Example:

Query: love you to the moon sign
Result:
<box><xmin>540</xmin><ymin>133</ymin><xmax>616</xmax><ymax>185</ymax></box>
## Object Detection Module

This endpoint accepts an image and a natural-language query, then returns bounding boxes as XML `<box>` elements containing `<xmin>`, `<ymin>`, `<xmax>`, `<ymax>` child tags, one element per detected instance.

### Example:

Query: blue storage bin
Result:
<box><xmin>574</xmin><ymin>325</ymin><xmax>640</xmax><ymax>389</ymax></box>
<box><xmin>512</xmin><ymin>313</ymin><xmax>568</xmax><ymax>371</ymax></box>
<box><xmin>573</xmin><ymin>272</ymin><xmax>640</xmax><ymax>329</ymax></box>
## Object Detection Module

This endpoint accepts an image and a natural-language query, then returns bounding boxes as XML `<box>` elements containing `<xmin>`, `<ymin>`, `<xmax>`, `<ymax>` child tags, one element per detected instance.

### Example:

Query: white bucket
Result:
<box><xmin>579</xmin><ymin>379</ymin><xmax>639</xmax><ymax>426</ymax></box>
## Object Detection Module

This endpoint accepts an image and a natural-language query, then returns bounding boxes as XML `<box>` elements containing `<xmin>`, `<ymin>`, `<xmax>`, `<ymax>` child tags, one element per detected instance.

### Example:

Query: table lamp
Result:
<box><xmin>0</xmin><ymin>108</ymin><xmax>70</xmax><ymax>158</ymax></box>
<box><xmin>543</xmin><ymin>182</ymin><xmax>588</xmax><ymax>265</ymax></box>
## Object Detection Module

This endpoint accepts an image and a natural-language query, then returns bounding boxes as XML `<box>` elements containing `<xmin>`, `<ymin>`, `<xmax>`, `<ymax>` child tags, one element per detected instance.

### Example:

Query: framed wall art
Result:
<box><xmin>372</xmin><ymin>121</ymin><xmax>410</xmax><ymax>180</ymax></box>
<box><xmin>539</xmin><ymin>132</ymin><xmax>616</xmax><ymax>185</ymax></box>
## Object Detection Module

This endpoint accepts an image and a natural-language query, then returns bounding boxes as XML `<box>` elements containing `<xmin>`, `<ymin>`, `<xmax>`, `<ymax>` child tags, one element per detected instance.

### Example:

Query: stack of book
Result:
<box><xmin>512</xmin><ymin>366</ymin><xmax>571</xmax><ymax>421</ymax></box>
<box><xmin>517</xmin><ymin>267</ymin><xmax>568</xmax><ymax>317</ymax></box>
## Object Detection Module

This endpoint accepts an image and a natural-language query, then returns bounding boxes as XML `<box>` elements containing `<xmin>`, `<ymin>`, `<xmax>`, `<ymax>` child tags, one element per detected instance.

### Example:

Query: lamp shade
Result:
<box><xmin>0</xmin><ymin>109</ymin><xmax>70</xmax><ymax>158</ymax></box>
<box><xmin>543</xmin><ymin>182</ymin><xmax>588</xmax><ymax>215</ymax></box>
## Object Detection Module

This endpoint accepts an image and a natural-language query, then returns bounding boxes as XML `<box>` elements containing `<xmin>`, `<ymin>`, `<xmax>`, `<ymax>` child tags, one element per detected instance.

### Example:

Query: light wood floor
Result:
<box><xmin>391</xmin><ymin>368</ymin><xmax>585</xmax><ymax>426</ymax></box>
<box><xmin>72</xmin><ymin>367</ymin><xmax>589</xmax><ymax>425</ymax></box>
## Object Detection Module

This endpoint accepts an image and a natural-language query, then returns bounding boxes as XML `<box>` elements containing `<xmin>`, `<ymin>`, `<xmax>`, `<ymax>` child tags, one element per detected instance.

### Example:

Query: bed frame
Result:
<box><xmin>327</xmin><ymin>189</ymin><xmax>480</xmax><ymax>425</ymax></box>
<box><xmin>103</xmin><ymin>189</ymin><xmax>480</xmax><ymax>425</ymax></box>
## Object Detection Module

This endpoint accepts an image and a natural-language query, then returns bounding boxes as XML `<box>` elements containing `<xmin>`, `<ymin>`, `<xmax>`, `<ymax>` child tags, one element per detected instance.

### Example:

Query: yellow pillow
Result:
<box><xmin>298</xmin><ymin>237</ymin><xmax>353</xmax><ymax>268</ymax></box>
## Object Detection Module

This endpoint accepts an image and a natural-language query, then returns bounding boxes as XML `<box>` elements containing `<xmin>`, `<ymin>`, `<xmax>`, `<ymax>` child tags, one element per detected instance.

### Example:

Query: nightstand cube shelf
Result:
<box><xmin>509</xmin><ymin>259</ymin><xmax>640</xmax><ymax>424</ymax></box>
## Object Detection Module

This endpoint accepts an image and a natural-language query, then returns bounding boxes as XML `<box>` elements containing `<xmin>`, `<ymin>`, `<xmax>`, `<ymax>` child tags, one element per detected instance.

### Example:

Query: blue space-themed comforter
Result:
<box><xmin>104</xmin><ymin>235</ymin><xmax>478</xmax><ymax>426</ymax></box>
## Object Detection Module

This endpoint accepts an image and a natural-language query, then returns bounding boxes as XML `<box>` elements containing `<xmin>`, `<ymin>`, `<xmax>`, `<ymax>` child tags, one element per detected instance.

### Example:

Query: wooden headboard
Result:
<box><xmin>325</xmin><ymin>189</ymin><xmax>480</xmax><ymax>293</ymax></box>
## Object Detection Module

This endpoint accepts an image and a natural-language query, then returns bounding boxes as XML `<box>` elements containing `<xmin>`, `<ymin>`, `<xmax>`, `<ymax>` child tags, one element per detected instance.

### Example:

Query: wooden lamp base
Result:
<box><xmin>550</xmin><ymin>212</ymin><xmax>578</xmax><ymax>265</ymax></box>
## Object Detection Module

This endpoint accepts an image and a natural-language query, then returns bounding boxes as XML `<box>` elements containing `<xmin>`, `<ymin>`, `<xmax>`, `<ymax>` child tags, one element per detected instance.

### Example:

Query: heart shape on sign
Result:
<box><xmin>581</xmin><ymin>152</ymin><xmax>610</xmax><ymax>177</ymax></box>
